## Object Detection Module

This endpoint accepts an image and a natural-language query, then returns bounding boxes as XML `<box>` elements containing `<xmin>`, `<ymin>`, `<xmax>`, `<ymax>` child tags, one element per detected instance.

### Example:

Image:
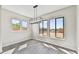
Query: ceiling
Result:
<box><xmin>2</xmin><ymin>5</ymin><xmax>70</xmax><ymax>18</ymax></box>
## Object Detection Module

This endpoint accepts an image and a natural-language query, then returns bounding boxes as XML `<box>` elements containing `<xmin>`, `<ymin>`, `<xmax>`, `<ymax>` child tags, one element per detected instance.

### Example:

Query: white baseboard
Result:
<box><xmin>0</xmin><ymin>46</ymin><xmax>2</xmax><ymax>53</ymax></box>
<box><xmin>2</xmin><ymin>48</ymin><xmax>15</xmax><ymax>54</ymax></box>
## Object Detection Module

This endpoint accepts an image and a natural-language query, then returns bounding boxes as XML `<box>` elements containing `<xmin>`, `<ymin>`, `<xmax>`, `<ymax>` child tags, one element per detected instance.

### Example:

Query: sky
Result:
<box><xmin>50</xmin><ymin>19</ymin><xmax>55</xmax><ymax>29</ymax></box>
<box><xmin>50</xmin><ymin>18</ymin><xmax>63</xmax><ymax>29</ymax></box>
<box><xmin>12</xmin><ymin>19</ymin><xmax>20</xmax><ymax>24</ymax></box>
<box><xmin>40</xmin><ymin>18</ymin><xmax>63</xmax><ymax>29</ymax></box>
<box><xmin>21</xmin><ymin>21</ymin><xmax>27</xmax><ymax>27</ymax></box>
<box><xmin>56</xmin><ymin>18</ymin><xmax>63</xmax><ymax>29</ymax></box>
<box><xmin>12</xmin><ymin>19</ymin><xmax>27</xmax><ymax>27</ymax></box>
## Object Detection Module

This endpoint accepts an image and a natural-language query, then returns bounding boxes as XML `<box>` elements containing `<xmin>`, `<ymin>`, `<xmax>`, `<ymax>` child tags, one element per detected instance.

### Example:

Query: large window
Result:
<box><xmin>21</xmin><ymin>20</ymin><xmax>28</xmax><ymax>30</ymax></box>
<box><xmin>43</xmin><ymin>20</ymin><xmax>48</xmax><ymax>36</ymax></box>
<box><xmin>39</xmin><ymin>20</ymin><xmax>48</xmax><ymax>36</ymax></box>
<box><xmin>39</xmin><ymin>21</ymin><xmax>43</xmax><ymax>36</ymax></box>
<box><xmin>39</xmin><ymin>17</ymin><xmax>64</xmax><ymax>39</ymax></box>
<box><xmin>11</xmin><ymin>19</ymin><xmax>28</xmax><ymax>31</ymax></box>
<box><xmin>56</xmin><ymin>17</ymin><xmax>64</xmax><ymax>38</ymax></box>
<box><xmin>49</xmin><ymin>19</ymin><xmax>55</xmax><ymax>38</ymax></box>
<box><xmin>11</xmin><ymin>19</ymin><xmax>20</xmax><ymax>30</ymax></box>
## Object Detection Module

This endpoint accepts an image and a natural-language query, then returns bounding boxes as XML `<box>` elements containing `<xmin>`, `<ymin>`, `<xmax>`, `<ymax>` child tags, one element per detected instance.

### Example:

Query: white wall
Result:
<box><xmin>0</xmin><ymin>6</ymin><xmax>2</xmax><ymax>52</ymax></box>
<box><xmin>32</xmin><ymin>23</ymin><xmax>39</xmax><ymax>37</ymax></box>
<box><xmin>77</xmin><ymin>6</ymin><xmax>79</xmax><ymax>53</ymax></box>
<box><xmin>31</xmin><ymin>6</ymin><xmax>77</xmax><ymax>51</ymax></box>
<box><xmin>1</xmin><ymin>8</ymin><xmax>32</xmax><ymax>47</ymax></box>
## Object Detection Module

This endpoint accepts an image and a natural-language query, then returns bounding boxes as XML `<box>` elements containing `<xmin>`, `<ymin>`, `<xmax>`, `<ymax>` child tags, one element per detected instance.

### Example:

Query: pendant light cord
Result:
<box><xmin>33</xmin><ymin>5</ymin><xmax>38</xmax><ymax>21</ymax></box>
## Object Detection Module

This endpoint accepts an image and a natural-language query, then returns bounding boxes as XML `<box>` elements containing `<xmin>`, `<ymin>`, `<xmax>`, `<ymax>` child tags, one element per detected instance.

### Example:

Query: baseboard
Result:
<box><xmin>33</xmin><ymin>39</ymin><xmax>78</xmax><ymax>54</ymax></box>
<box><xmin>2</xmin><ymin>39</ymin><xmax>33</xmax><ymax>53</ymax></box>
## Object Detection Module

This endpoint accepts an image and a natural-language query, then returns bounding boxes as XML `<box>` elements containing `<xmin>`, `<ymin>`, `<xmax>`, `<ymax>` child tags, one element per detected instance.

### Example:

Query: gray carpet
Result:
<box><xmin>12</xmin><ymin>40</ymin><xmax>67</xmax><ymax>54</ymax></box>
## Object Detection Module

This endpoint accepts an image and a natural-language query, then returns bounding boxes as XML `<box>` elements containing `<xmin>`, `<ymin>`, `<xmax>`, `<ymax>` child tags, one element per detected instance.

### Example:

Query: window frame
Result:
<box><xmin>55</xmin><ymin>17</ymin><xmax>64</xmax><ymax>39</ymax></box>
<box><xmin>39</xmin><ymin>21</ymin><xmax>43</xmax><ymax>36</ymax></box>
<box><xmin>42</xmin><ymin>20</ymin><xmax>48</xmax><ymax>36</ymax></box>
<box><xmin>49</xmin><ymin>18</ymin><xmax>56</xmax><ymax>38</ymax></box>
<box><xmin>11</xmin><ymin>19</ymin><xmax>21</xmax><ymax>31</ymax></box>
<box><xmin>39</xmin><ymin>17</ymin><xmax>64</xmax><ymax>39</ymax></box>
<box><xmin>21</xmin><ymin>20</ymin><xmax>28</xmax><ymax>30</ymax></box>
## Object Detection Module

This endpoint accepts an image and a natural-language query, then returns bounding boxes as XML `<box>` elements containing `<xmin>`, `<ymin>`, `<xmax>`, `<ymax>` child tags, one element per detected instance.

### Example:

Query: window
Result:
<box><xmin>56</xmin><ymin>17</ymin><xmax>64</xmax><ymax>38</ymax></box>
<box><xmin>21</xmin><ymin>20</ymin><xmax>28</xmax><ymax>30</ymax></box>
<box><xmin>39</xmin><ymin>17</ymin><xmax>64</xmax><ymax>39</ymax></box>
<box><xmin>11</xmin><ymin>19</ymin><xmax>20</xmax><ymax>30</ymax></box>
<box><xmin>39</xmin><ymin>21</ymin><xmax>43</xmax><ymax>36</ymax></box>
<box><xmin>49</xmin><ymin>19</ymin><xmax>55</xmax><ymax>38</ymax></box>
<box><xmin>42</xmin><ymin>20</ymin><xmax>48</xmax><ymax>36</ymax></box>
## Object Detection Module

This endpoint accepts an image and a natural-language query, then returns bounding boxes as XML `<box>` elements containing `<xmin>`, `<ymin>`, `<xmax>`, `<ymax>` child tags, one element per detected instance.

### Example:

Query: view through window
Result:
<box><xmin>11</xmin><ymin>19</ymin><xmax>20</xmax><ymax>30</ymax></box>
<box><xmin>39</xmin><ymin>17</ymin><xmax>64</xmax><ymax>39</ymax></box>
<box><xmin>56</xmin><ymin>17</ymin><xmax>64</xmax><ymax>38</ymax></box>
<box><xmin>49</xmin><ymin>19</ymin><xmax>55</xmax><ymax>38</ymax></box>
<box><xmin>39</xmin><ymin>21</ymin><xmax>43</xmax><ymax>36</ymax></box>
<box><xmin>21</xmin><ymin>20</ymin><xmax>28</xmax><ymax>30</ymax></box>
<box><xmin>43</xmin><ymin>20</ymin><xmax>48</xmax><ymax>36</ymax></box>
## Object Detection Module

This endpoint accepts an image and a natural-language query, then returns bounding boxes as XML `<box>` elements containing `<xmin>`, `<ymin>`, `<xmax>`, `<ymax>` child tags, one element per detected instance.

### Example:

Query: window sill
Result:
<box><xmin>39</xmin><ymin>35</ymin><xmax>64</xmax><ymax>41</ymax></box>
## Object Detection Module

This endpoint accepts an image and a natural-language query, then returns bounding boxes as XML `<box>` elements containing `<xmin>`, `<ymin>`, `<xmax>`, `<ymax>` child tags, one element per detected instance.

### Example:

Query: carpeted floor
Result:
<box><xmin>2</xmin><ymin>40</ymin><xmax>76</xmax><ymax>54</ymax></box>
<box><xmin>13</xmin><ymin>40</ymin><xmax>65</xmax><ymax>54</ymax></box>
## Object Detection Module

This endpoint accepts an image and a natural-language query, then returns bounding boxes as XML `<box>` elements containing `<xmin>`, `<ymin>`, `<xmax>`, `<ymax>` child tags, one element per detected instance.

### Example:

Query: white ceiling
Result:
<box><xmin>2</xmin><ymin>5</ymin><xmax>70</xmax><ymax>18</ymax></box>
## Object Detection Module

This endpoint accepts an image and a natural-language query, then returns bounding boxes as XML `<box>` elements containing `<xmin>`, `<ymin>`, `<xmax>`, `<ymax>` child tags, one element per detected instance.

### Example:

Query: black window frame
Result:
<box><xmin>55</xmin><ymin>17</ymin><xmax>64</xmax><ymax>39</ymax></box>
<box><xmin>39</xmin><ymin>17</ymin><xmax>64</xmax><ymax>39</ymax></box>
<box><xmin>42</xmin><ymin>20</ymin><xmax>48</xmax><ymax>36</ymax></box>
<box><xmin>39</xmin><ymin>21</ymin><xmax>43</xmax><ymax>36</ymax></box>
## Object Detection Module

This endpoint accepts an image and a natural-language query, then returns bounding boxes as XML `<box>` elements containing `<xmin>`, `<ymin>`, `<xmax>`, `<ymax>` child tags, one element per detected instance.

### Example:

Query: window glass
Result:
<box><xmin>49</xmin><ymin>19</ymin><xmax>55</xmax><ymax>38</ymax></box>
<box><xmin>11</xmin><ymin>19</ymin><xmax>20</xmax><ymax>30</ymax></box>
<box><xmin>21</xmin><ymin>20</ymin><xmax>27</xmax><ymax>29</ymax></box>
<box><xmin>39</xmin><ymin>21</ymin><xmax>43</xmax><ymax>36</ymax></box>
<box><xmin>39</xmin><ymin>17</ymin><xmax>64</xmax><ymax>39</ymax></box>
<box><xmin>43</xmin><ymin>20</ymin><xmax>48</xmax><ymax>36</ymax></box>
<box><xmin>56</xmin><ymin>17</ymin><xmax>64</xmax><ymax>38</ymax></box>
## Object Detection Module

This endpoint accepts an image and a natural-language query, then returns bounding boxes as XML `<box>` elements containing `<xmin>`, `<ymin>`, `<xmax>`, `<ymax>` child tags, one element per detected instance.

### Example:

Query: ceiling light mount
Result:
<box><xmin>33</xmin><ymin>5</ymin><xmax>38</xmax><ymax>8</ymax></box>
